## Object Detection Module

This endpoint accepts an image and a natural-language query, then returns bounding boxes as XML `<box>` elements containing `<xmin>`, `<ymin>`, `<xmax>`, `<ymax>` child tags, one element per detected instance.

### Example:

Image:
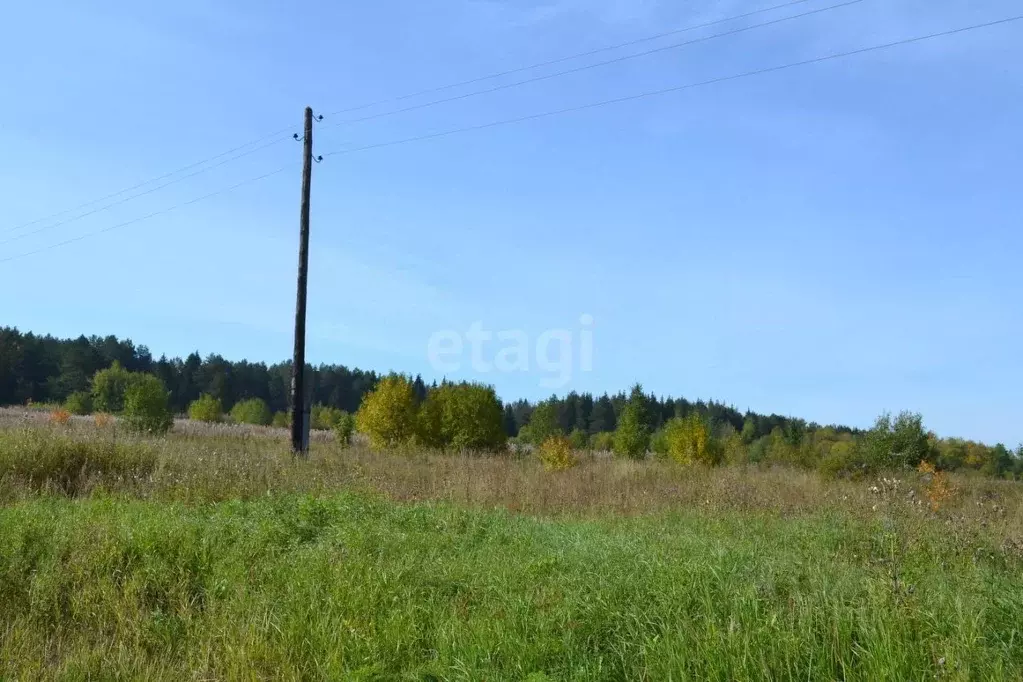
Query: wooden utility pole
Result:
<box><xmin>290</xmin><ymin>106</ymin><xmax>314</xmax><ymax>455</ymax></box>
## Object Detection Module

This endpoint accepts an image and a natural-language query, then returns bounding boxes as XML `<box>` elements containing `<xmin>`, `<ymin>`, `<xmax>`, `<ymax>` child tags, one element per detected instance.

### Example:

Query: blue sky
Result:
<box><xmin>2</xmin><ymin>0</ymin><xmax>1021</xmax><ymax>444</ymax></box>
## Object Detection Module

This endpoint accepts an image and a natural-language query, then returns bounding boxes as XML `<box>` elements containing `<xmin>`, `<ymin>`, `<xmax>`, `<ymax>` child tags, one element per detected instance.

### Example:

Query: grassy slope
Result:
<box><xmin>2</xmin><ymin>493</ymin><xmax>1021</xmax><ymax>681</ymax></box>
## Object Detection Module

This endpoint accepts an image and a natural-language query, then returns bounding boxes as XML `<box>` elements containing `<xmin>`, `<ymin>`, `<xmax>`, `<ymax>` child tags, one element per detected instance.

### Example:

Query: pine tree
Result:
<box><xmin>588</xmin><ymin>394</ymin><xmax>616</xmax><ymax>434</ymax></box>
<box><xmin>412</xmin><ymin>374</ymin><xmax>428</xmax><ymax>403</ymax></box>
<box><xmin>502</xmin><ymin>403</ymin><xmax>519</xmax><ymax>437</ymax></box>
<box><xmin>576</xmin><ymin>393</ymin><xmax>594</xmax><ymax>433</ymax></box>
<box><xmin>559</xmin><ymin>392</ymin><xmax>579</xmax><ymax>433</ymax></box>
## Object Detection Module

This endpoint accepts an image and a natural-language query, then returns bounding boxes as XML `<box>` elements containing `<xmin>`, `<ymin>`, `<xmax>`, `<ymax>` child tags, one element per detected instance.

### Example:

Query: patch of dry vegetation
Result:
<box><xmin>1</xmin><ymin>409</ymin><xmax>1020</xmax><ymax>562</ymax></box>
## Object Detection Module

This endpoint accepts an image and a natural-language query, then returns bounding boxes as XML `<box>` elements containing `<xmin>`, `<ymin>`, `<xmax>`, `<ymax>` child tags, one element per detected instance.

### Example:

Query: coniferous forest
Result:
<box><xmin>0</xmin><ymin>326</ymin><xmax>843</xmax><ymax>437</ymax></box>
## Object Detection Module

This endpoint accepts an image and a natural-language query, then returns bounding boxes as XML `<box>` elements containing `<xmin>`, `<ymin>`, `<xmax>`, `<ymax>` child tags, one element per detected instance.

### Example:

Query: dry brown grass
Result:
<box><xmin>1</xmin><ymin>407</ymin><xmax>1021</xmax><ymax>560</ymax></box>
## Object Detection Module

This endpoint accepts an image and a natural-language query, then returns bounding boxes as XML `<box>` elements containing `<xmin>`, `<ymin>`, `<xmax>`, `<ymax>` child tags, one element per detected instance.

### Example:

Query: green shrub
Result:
<box><xmin>864</xmin><ymin>411</ymin><xmax>934</xmax><ymax>470</ymax></box>
<box><xmin>748</xmin><ymin>436</ymin><xmax>769</xmax><ymax>464</ymax></box>
<box><xmin>403</xmin><ymin>382</ymin><xmax>507</xmax><ymax>452</ymax></box>
<box><xmin>415</xmin><ymin>391</ymin><xmax>445</xmax><ymax>448</ymax></box>
<box><xmin>568</xmin><ymin>428</ymin><xmax>589</xmax><ymax>451</ymax></box>
<box><xmin>523</xmin><ymin>401</ymin><xmax>561</xmax><ymax>445</ymax></box>
<box><xmin>122</xmin><ymin>374</ymin><xmax>173</xmax><ymax>435</ymax></box>
<box><xmin>721</xmin><ymin>433</ymin><xmax>749</xmax><ymax>466</ymax></box>
<box><xmin>649</xmin><ymin>428</ymin><xmax>669</xmax><ymax>457</ymax></box>
<box><xmin>311</xmin><ymin>404</ymin><xmax>346</xmax><ymax>431</ymax></box>
<box><xmin>818</xmin><ymin>440</ymin><xmax>870</xmax><ymax>480</ymax></box>
<box><xmin>334</xmin><ymin>412</ymin><xmax>355</xmax><ymax>447</ymax></box>
<box><xmin>272</xmin><ymin>411</ymin><xmax>289</xmax><ymax>429</ymax></box>
<box><xmin>91</xmin><ymin>361</ymin><xmax>133</xmax><ymax>413</ymax></box>
<box><xmin>436</xmin><ymin>383</ymin><xmax>506</xmax><ymax>452</ymax></box>
<box><xmin>589</xmin><ymin>431</ymin><xmax>614</xmax><ymax>452</ymax></box>
<box><xmin>515</xmin><ymin>424</ymin><xmax>534</xmax><ymax>446</ymax></box>
<box><xmin>64</xmin><ymin>391</ymin><xmax>92</xmax><ymax>416</ymax></box>
<box><xmin>612</xmin><ymin>403</ymin><xmax>648</xmax><ymax>459</ymax></box>
<box><xmin>231</xmin><ymin>398</ymin><xmax>272</xmax><ymax>426</ymax></box>
<box><xmin>0</xmin><ymin>429</ymin><xmax>156</xmax><ymax>495</ymax></box>
<box><xmin>188</xmin><ymin>394</ymin><xmax>222</xmax><ymax>423</ymax></box>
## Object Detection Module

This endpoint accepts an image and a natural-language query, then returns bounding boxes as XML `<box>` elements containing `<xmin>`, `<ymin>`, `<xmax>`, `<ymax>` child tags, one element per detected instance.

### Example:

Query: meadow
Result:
<box><xmin>1</xmin><ymin>408</ymin><xmax>1022</xmax><ymax>680</ymax></box>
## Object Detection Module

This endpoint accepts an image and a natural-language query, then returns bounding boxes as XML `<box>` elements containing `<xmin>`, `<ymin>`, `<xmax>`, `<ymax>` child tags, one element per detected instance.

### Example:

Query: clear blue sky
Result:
<box><xmin>2</xmin><ymin>0</ymin><xmax>1021</xmax><ymax>445</ymax></box>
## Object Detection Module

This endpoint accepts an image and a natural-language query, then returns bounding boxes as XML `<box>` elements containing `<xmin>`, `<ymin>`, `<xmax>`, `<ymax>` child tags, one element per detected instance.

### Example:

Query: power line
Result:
<box><xmin>323</xmin><ymin>0</ymin><xmax>821</xmax><ymax>118</ymax></box>
<box><xmin>1</xmin><ymin>129</ymin><xmax>295</xmax><ymax>237</ymax></box>
<box><xmin>0</xmin><ymin>137</ymin><xmax>291</xmax><ymax>247</ymax></box>
<box><xmin>5</xmin><ymin>13</ymin><xmax>1020</xmax><ymax>265</ymax></box>
<box><xmin>0</xmin><ymin>0</ymin><xmax>835</xmax><ymax>235</ymax></box>
<box><xmin>0</xmin><ymin>164</ymin><xmax>295</xmax><ymax>264</ymax></box>
<box><xmin>319</xmin><ymin>0</ymin><xmax>865</xmax><ymax>132</ymax></box>
<box><xmin>323</xmin><ymin>14</ymin><xmax>1023</xmax><ymax>159</ymax></box>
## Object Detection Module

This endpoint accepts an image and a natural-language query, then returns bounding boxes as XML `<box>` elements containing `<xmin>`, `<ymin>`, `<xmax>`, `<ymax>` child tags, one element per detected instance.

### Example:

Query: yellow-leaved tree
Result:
<box><xmin>356</xmin><ymin>374</ymin><xmax>418</xmax><ymax>449</ymax></box>
<box><xmin>664</xmin><ymin>413</ymin><xmax>720</xmax><ymax>466</ymax></box>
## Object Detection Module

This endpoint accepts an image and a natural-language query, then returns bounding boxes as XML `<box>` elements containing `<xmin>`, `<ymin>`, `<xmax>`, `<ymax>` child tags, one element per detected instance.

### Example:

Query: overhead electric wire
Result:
<box><xmin>0</xmin><ymin>164</ymin><xmax>296</xmax><ymax>265</ymax></box>
<box><xmin>0</xmin><ymin>136</ymin><xmax>290</xmax><ymax>246</ymax></box>
<box><xmin>1</xmin><ymin>129</ymin><xmax>295</xmax><ymax>237</ymax></box>
<box><xmin>0</xmin><ymin>0</ymin><xmax>843</xmax><ymax>236</ymax></box>
<box><xmin>3</xmin><ymin>12</ymin><xmax>1020</xmax><ymax>265</ymax></box>
<box><xmin>322</xmin><ymin>0</ymin><xmax>822</xmax><ymax>118</ymax></box>
<box><xmin>319</xmin><ymin>0</ymin><xmax>865</xmax><ymax>132</ymax></box>
<box><xmin>322</xmin><ymin>14</ymin><xmax>1023</xmax><ymax>159</ymax></box>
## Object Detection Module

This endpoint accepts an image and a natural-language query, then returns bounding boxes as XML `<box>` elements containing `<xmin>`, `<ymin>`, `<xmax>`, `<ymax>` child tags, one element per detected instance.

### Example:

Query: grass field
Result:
<box><xmin>1</xmin><ymin>410</ymin><xmax>1022</xmax><ymax>680</ymax></box>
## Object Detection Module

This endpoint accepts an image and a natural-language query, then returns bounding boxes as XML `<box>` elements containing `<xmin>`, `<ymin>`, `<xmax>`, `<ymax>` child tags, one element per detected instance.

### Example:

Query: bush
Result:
<box><xmin>865</xmin><ymin>411</ymin><xmax>934</xmax><ymax>470</ymax></box>
<box><xmin>748</xmin><ymin>436</ymin><xmax>769</xmax><ymax>464</ymax></box>
<box><xmin>415</xmin><ymin>391</ymin><xmax>445</xmax><ymax>448</ymax></box>
<box><xmin>538</xmin><ymin>435</ymin><xmax>579</xmax><ymax>472</ymax></box>
<box><xmin>122</xmin><ymin>374</ymin><xmax>173</xmax><ymax>435</ymax></box>
<box><xmin>524</xmin><ymin>401</ymin><xmax>562</xmax><ymax>445</ymax></box>
<box><xmin>649</xmin><ymin>428</ymin><xmax>669</xmax><ymax>458</ymax></box>
<box><xmin>0</xmin><ymin>429</ymin><xmax>156</xmax><ymax>495</ymax></box>
<box><xmin>413</xmin><ymin>383</ymin><xmax>507</xmax><ymax>451</ymax></box>
<box><xmin>589</xmin><ymin>431</ymin><xmax>614</xmax><ymax>452</ymax></box>
<box><xmin>231</xmin><ymin>398</ymin><xmax>272</xmax><ymax>426</ymax></box>
<box><xmin>334</xmin><ymin>412</ymin><xmax>355</xmax><ymax>447</ymax></box>
<box><xmin>91</xmin><ymin>361</ymin><xmax>133</xmax><ymax>413</ymax></box>
<box><xmin>434</xmin><ymin>383</ymin><xmax>506</xmax><ymax>451</ymax></box>
<box><xmin>64</xmin><ymin>391</ymin><xmax>92</xmax><ymax>416</ymax></box>
<box><xmin>188</xmin><ymin>394</ymin><xmax>222</xmax><ymax>423</ymax></box>
<box><xmin>356</xmin><ymin>375</ymin><xmax>418</xmax><ymax>449</ymax></box>
<box><xmin>721</xmin><ymin>433</ymin><xmax>749</xmax><ymax>466</ymax></box>
<box><xmin>568</xmin><ymin>428</ymin><xmax>589</xmax><ymax>451</ymax></box>
<box><xmin>311</xmin><ymin>404</ymin><xmax>346</xmax><ymax>431</ymax></box>
<box><xmin>664</xmin><ymin>414</ymin><xmax>720</xmax><ymax>466</ymax></box>
<box><xmin>613</xmin><ymin>402</ymin><xmax>648</xmax><ymax>459</ymax></box>
<box><xmin>818</xmin><ymin>440</ymin><xmax>869</xmax><ymax>480</ymax></box>
<box><xmin>272</xmin><ymin>411</ymin><xmax>289</xmax><ymax>429</ymax></box>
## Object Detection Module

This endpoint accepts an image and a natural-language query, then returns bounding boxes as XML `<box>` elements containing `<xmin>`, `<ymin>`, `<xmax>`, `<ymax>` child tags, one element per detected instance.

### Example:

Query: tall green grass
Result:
<box><xmin>0</xmin><ymin>428</ymin><xmax>155</xmax><ymax>495</ymax></box>
<box><xmin>1</xmin><ymin>493</ymin><xmax>1020</xmax><ymax>680</ymax></box>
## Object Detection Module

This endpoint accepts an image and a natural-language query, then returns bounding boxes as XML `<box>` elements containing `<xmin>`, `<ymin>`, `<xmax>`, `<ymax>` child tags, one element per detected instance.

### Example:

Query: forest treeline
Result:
<box><xmin>0</xmin><ymin>327</ymin><xmax>820</xmax><ymax>441</ymax></box>
<box><xmin>2</xmin><ymin>327</ymin><xmax>1020</xmax><ymax>479</ymax></box>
